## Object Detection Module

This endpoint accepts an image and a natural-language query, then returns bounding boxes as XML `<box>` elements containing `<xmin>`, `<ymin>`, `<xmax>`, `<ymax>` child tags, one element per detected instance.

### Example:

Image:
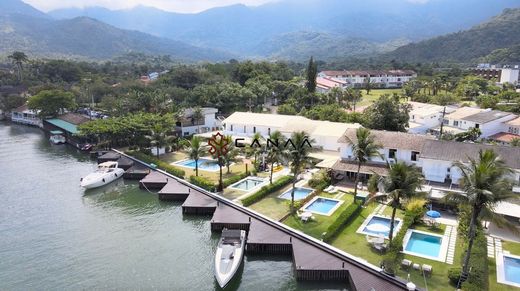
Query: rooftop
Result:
<box><xmin>45</xmin><ymin>118</ymin><xmax>79</xmax><ymax>134</ymax></box>
<box><xmin>421</xmin><ymin>140</ymin><xmax>520</xmax><ymax>169</ymax></box>
<box><xmin>488</xmin><ymin>132</ymin><xmax>520</xmax><ymax>143</ymax></box>
<box><xmin>408</xmin><ymin>101</ymin><xmax>455</xmax><ymax>117</ymax></box>
<box><xmin>462</xmin><ymin>110</ymin><xmax>515</xmax><ymax>124</ymax></box>
<box><xmin>506</xmin><ymin>116</ymin><xmax>520</xmax><ymax>126</ymax></box>
<box><xmin>58</xmin><ymin>113</ymin><xmax>90</xmax><ymax>125</ymax></box>
<box><xmin>338</xmin><ymin>128</ymin><xmax>434</xmax><ymax>152</ymax></box>
<box><xmin>444</xmin><ymin>107</ymin><xmax>484</xmax><ymax>120</ymax></box>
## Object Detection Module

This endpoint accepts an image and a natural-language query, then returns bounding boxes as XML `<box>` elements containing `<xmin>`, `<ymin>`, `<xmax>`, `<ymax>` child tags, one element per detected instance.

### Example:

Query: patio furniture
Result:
<box><xmin>300</xmin><ymin>211</ymin><xmax>313</xmax><ymax>222</ymax></box>
<box><xmin>401</xmin><ymin>259</ymin><xmax>412</xmax><ymax>270</ymax></box>
<box><xmin>422</xmin><ymin>264</ymin><xmax>433</xmax><ymax>276</ymax></box>
<box><xmin>412</xmin><ymin>263</ymin><xmax>421</xmax><ymax>271</ymax></box>
<box><xmin>324</xmin><ymin>185</ymin><xmax>334</xmax><ymax>192</ymax></box>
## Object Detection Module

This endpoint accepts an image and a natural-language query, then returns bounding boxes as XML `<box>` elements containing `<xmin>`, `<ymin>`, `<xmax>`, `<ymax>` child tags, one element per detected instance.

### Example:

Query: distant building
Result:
<box><xmin>470</xmin><ymin>65</ymin><xmax>520</xmax><ymax>85</ymax></box>
<box><xmin>176</xmin><ymin>107</ymin><xmax>219</xmax><ymax>136</ymax></box>
<box><xmin>11</xmin><ymin>104</ymin><xmax>42</xmax><ymax>127</ymax></box>
<box><xmin>43</xmin><ymin>113</ymin><xmax>90</xmax><ymax>148</ymax></box>
<box><xmin>488</xmin><ymin>116</ymin><xmax>520</xmax><ymax>144</ymax></box>
<box><xmin>148</xmin><ymin>72</ymin><xmax>159</xmax><ymax>81</ymax></box>
<box><xmin>407</xmin><ymin>101</ymin><xmax>456</xmax><ymax>134</ymax></box>
<box><xmin>316</xmin><ymin>77</ymin><xmax>348</xmax><ymax>93</ymax></box>
<box><xmin>318</xmin><ymin>69</ymin><xmax>417</xmax><ymax>89</ymax></box>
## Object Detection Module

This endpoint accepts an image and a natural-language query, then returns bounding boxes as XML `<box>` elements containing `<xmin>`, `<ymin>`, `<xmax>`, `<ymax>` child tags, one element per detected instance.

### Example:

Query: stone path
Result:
<box><xmin>495</xmin><ymin>237</ymin><xmax>503</xmax><ymax>255</ymax></box>
<box><xmin>446</xmin><ymin>225</ymin><xmax>457</xmax><ymax>264</ymax></box>
<box><xmin>377</xmin><ymin>204</ymin><xmax>387</xmax><ymax>215</ymax></box>
<box><xmin>486</xmin><ymin>236</ymin><xmax>495</xmax><ymax>258</ymax></box>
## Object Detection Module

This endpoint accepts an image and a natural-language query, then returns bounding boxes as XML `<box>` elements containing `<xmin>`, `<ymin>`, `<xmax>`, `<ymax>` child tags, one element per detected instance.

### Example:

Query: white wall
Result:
<box><xmin>421</xmin><ymin>159</ymin><xmax>462</xmax><ymax>184</ymax></box>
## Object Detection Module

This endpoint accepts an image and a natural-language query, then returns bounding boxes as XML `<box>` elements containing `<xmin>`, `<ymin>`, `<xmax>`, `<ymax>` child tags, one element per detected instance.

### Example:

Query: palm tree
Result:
<box><xmin>8</xmin><ymin>51</ymin><xmax>29</xmax><ymax>83</ymax></box>
<box><xmin>286</xmin><ymin>131</ymin><xmax>315</xmax><ymax>211</ymax></box>
<box><xmin>511</xmin><ymin>138</ymin><xmax>520</xmax><ymax>147</ymax></box>
<box><xmin>192</xmin><ymin>107</ymin><xmax>204</xmax><ymax>134</ymax></box>
<box><xmin>367</xmin><ymin>161</ymin><xmax>424</xmax><ymax>243</ymax></box>
<box><xmin>346</xmin><ymin>128</ymin><xmax>382</xmax><ymax>196</ymax></box>
<box><xmin>247</xmin><ymin>132</ymin><xmax>264</xmax><ymax>169</ymax></box>
<box><xmin>445</xmin><ymin>150</ymin><xmax>514</xmax><ymax>287</ymax></box>
<box><xmin>265</xmin><ymin>130</ymin><xmax>286</xmax><ymax>184</ymax></box>
<box><xmin>209</xmin><ymin>133</ymin><xmax>229</xmax><ymax>192</ymax></box>
<box><xmin>145</xmin><ymin>125</ymin><xmax>175</xmax><ymax>158</ymax></box>
<box><xmin>224</xmin><ymin>135</ymin><xmax>240</xmax><ymax>174</ymax></box>
<box><xmin>187</xmin><ymin>136</ymin><xmax>205</xmax><ymax>176</ymax></box>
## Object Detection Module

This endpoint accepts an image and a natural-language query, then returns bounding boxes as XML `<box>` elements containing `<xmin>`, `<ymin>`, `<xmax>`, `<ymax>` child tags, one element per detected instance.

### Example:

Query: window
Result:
<box><xmin>268</xmin><ymin>128</ymin><xmax>271</xmax><ymax>135</ymax></box>
<box><xmin>411</xmin><ymin>151</ymin><xmax>419</xmax><ymax>162</ymax></box>
<box><xmin>453</xmin><ymin>120</ymin><xmax>459</xmax><ymax>126</ymax></box>
<box><xmin>243</xmin><ymin>125</ymin><xmax>246</xmax><ymax>133</ymax></box>
<box><xmin>443</xmin><ymin>119</ymin><xmax>448</xmax><ymax>125</ymax></box>
<box><xmin>475</xmin><ymin>123</ymin><xmax>480</xmax><ymax>129</ymax></box>
<box><xmin>230</xmin><ymin>125</ymin><xmax>233</xmax><ymax>131</ymax></box>
<box><xmin>389</xmin><ymin>149</ymin><xmax>397</xmax><ymax>159</ymax></box>
<box><xmin>253</xmin><ymin>126</ymin><xmax>256</xmax><ymax>133</ymax></box>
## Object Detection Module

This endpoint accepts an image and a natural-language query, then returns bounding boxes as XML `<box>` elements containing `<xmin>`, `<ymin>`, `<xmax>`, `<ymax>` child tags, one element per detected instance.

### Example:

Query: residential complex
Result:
<box><xmin>471</xmin><ymin>64</ymin><xmax>520</xmax><ymax>85</ymax></box>
<box><xmin>317</xmin><ymin>69</ymin><xmax>417</xmax><ymax>91</ymax></box>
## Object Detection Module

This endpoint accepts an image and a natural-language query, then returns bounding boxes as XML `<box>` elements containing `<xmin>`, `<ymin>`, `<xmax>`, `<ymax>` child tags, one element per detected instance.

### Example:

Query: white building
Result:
<box><xmin>316</xmin><ymin>77</ymin><xmax>348</xmax><ymax>93</ymax></box>
<box><xmin>407</xmin><ymin>102</ymin><xmax>456</xmax><ymax>134</ymax></box>
<box><xmin>222</xmin><ymin>112</ymin><xmax>361</xmax><ymax>152</ymax></box>
<box><xmin>318</xmin><ymin>70</ymin><xmax>417</xmax><ymax>89</ymax></box>
<box><xmin>500</xmin><ymin>68</ymin><xmax>519</xmax><ymax>85</ymax></box>
<box><xmin>176</xmin><ymin>107</ymin><xmax>219</xmax><ymax>136</ymax></box>
<box><xmin>330</xmin><ymin>128</ymin><xmax>520</xmax><ymax>187</ymax></box>
<box><xmin>10</xmin><ymin>104</ymin><xmax>42</xmax><ymax>127</ymax></box>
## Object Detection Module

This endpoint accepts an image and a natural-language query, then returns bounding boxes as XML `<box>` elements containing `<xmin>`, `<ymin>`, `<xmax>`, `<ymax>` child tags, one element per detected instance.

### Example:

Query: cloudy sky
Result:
<box><xmin>23</xmin><ymin>0</ymin><xmax>280</xmax><ymax>13</ymax></box>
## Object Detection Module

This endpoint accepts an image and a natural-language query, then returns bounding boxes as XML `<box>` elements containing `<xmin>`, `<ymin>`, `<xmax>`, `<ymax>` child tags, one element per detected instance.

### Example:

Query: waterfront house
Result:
<box><xmin>176</xmin><ymin>107</ymin><xmax>219</xmax><ymax>136</ymax></box>
<box><xmin>222</xmin><ymin>112</ymin><xmax>361</xmax><ymax>152</ymax></box>
<box><xmin>10</xmin><ymin>104</ymin><xmax>42</xmax><ymax>127</ymax></box>
<box><xmin>43</xmin><ymin>113</ymin><xmax>90</xmax><ymax>148</ymax></box>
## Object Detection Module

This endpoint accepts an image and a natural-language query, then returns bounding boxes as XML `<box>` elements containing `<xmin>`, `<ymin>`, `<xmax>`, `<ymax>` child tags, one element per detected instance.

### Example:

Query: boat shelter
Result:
<box><xmin>43</xmin><ymin>113</ymin><xmax>90</xmax><ymax>148</ymax></box>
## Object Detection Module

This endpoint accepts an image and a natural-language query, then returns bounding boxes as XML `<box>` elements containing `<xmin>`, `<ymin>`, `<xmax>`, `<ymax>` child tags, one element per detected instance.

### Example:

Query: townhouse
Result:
<box><xmin>318</xmin><ymin>69</ymin><xmax>417</xmax><ymax>89</ymax></box>
<box><xmin>316</xmin><ymin>77</ymin><xmax>348</xmax><ymax>93</ymax></box>
<box><xmin>176</xmin><ymin>107</ymin><xmax>220</xmax><ymax>136</ymax></box>
<box><xmin>407</xmin><ymin>101</ymin><xmax>456</xmax><ymax>134</ymax></box>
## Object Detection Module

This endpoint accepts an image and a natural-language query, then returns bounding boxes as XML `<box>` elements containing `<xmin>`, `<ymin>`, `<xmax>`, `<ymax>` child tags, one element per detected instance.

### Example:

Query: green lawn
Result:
<box><xmin>284</xmin><ymin>193</ymin><xmax>356</xmax><ymax>239</ymax></box>
<box><xmin>358</xmin><ymin>88</ymin><xmax>402</xmax><ymax>107</ymax></box>
<box><xmin>247</xmin><ymin>183</ymin><xmax>294</xmax><ymax>220</ymax></box>
<box><xmin>489</xmin><ymin>240</ymin><xmax>520</xmax><ymax>291</ymax></box>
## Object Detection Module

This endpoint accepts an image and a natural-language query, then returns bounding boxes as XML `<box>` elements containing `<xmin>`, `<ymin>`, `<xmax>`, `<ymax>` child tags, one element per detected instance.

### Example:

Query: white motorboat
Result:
<box><xmin>80</xmin><ymin>161</ymin><xmax>125</xmax><ymax>189</ymax></box>
<box><xmin>214</xmin><ymin>229</ymin><xmax>246</xmax><ymax>288</ymax></box>
<box><xmin>49</xmin><ymin>130</ymin><xmax>66</xmax><ymax>144</ymax></box>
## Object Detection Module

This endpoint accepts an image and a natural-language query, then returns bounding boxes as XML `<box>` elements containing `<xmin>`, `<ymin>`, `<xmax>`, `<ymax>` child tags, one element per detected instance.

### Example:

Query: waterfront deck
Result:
<box><xmin>123</xmin><ymin>164</ymin><xmax>151</xmax><ymax>180</ymax></box>
<box><xmin>158</xmin><ymin>180</ymin><xmax>191</xmax><ymax>201</ymax></box>
<box><xmin>116</xmin><ymin>156</ymin><xmax>134</xmax><ymax>170</ymax></box>
<box><xmin>139</xmin><ymin>171</ymin><xmax>169</xmax><ymax>190</ymax></box>
<box><xmin>97</xmin><ymin>152</ymin><xmax>121</xmax><ymax>163</ymax></box>
<box><xmin>116</xmin><ymin>150</ymin><xmax>413</xmax><ymax>290</ymax></box>
<box><xmin>181</xmin><ymin>190</ymin><xmax>217</xmax><ymax>214</ymax></box>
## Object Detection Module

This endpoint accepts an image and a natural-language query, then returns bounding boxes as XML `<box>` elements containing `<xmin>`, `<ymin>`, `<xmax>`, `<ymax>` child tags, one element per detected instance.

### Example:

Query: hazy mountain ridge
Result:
<box><xmin>383</xmin><ymin>8</ymin><xmax>520</xmax><ymax>63</ymax></box>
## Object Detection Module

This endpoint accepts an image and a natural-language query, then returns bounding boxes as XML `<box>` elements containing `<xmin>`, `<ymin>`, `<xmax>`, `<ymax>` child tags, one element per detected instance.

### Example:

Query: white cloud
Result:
<box><xmin>23</xmin><ymin>0</ymin><xmax>279</xmax><ymax>13</ymax></box>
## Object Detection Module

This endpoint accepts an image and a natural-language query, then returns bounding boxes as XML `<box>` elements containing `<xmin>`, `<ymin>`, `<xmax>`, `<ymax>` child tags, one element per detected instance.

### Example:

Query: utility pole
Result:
<box><xmin>438</xmin><ymin>106</ymin><xmax>446</xmax><ymax>140</ymax></box>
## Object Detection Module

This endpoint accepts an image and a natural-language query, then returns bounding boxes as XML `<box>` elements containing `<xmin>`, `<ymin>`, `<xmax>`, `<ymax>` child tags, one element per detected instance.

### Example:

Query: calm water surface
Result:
<box><xmin>0</xmin><ymin>123</ymin><xmax>347</xmax><ymax>291</ymax></box>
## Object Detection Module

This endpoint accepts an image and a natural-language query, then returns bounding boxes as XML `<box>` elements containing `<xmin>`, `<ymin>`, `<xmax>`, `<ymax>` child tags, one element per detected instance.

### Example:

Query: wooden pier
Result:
<box><xmin>115</xmin><ymin>156</ymin><xmax>134</xmax><ymax>170</ymax></box>
<box><xmin>114</xmin><ymin>150</ymin><xmax>414</xmax><ymax>291</ymax></box>
<box><xmin>123</xmin><ymin>164</ymin><xmax>150</xmax><ymax>180</ymax></box>
<box><xmin>97</xmin><ymin>151</ymin><xmax>121</xmax><ymax>163</ymax></box>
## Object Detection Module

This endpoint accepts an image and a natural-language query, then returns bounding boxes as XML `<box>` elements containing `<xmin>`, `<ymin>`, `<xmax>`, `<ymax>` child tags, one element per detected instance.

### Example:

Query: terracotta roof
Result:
<box><xmin>338</xmin><ymin>128</ymin><xmax>434</xmax><ymax>152</ymax></box>
<box><xmin>332</xmin><ymin>159</ymin><xmax>389</xmax><ymax>176</ymax></box>
<box><xmin>316</xmin><ymin>77</ymin><xmax>345</xmax><ymax>88</ymax></box>
<box><xmin>58</xmin><ymin>113</ymin><xmax>90</xmax><ymax>125</ymax></box>
<box><xmin>320</xmin><ymin>69</ymin><xmax>416</xmax><ymax>77</ymax></box>
<box><xmin>488</xmin><ymin>132</ymin><xmax>520</xmax><ymax>143</ymax></box>
<box><xmin>421</xmin><ymin>140</ymin><xmax>520</xmax><ymax>169</ymax></box>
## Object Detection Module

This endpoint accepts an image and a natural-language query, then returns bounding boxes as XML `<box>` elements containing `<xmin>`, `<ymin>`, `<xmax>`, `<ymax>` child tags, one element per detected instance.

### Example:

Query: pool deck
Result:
<box><xmin>114</xmin><ymin>150</ymin><xmax>415</xmax><ymax>291</ymax></box>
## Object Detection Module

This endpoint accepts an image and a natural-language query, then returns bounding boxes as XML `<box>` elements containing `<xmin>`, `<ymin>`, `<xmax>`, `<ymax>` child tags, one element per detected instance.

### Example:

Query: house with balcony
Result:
<box><xmin>176</xmin><ymin>107</ymin><xmax>219</xmax><ymax>136</ymax></box>
<box><xmin>10</xmin><ymin>104</ymin><xmax>42</xmax><ymax>127</ymax></box>
<box><xmin>318</xmin><ymin>70</ymin><xmax>417</xmax><ymax>89</ymax></box>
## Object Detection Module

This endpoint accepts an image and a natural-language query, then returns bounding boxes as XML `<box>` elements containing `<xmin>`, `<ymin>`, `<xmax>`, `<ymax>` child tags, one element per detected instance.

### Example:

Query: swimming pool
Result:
<box><xmin>403</xmin><ymin>230</ymin><xmax>448</xmax><ymax>262</ymax></box>
<box><xmin>228</xmin><ymin>177</ymin><xmax>266</xmax><ymax>191</ymax></box>
<box><xmin>173</xmin><ymin>158</ymin><xmax>221</xmax><ymax>172</ymax></box>
<box><xmin>357</xmin><ymin>215</ymin><xmax>401</xmax><ymax>239</ymax></box>
<box><xmin>278</xmin><ymin>187</ymin><xmax>313</xmax><ymax>201</ymax></box>
<box><xmin>302</xmin><ymin>197</ymin><xmax>343</xmax><ymax>216</ymax></box>
<box><xmin>497</xmin><ymin>253</ymin><xmax>520</xmax><ymax>288</ymax></box>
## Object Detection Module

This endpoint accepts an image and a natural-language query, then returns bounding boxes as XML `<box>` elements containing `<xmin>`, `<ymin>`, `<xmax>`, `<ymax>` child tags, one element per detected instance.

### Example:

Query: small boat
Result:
<box><xmin>80</xmin><ymin>161</ymin><xmax>125</xmax><ymax>189</ymax></box>
<box><xmin>49</xmin><ymin>130</ymin><xmax>66</xmax><ymax>144</ymax></box>
<box><xmin>214</xmin><ymin>229</ymin><xmax>246</xmax><ymax>288</ymax></box>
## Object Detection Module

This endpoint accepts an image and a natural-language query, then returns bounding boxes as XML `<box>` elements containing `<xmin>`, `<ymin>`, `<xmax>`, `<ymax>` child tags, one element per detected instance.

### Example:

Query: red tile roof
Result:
<box><xmin>488</xmin><ymin>132</ymin><xmax>520</xmax><ymax>143</ymax></box>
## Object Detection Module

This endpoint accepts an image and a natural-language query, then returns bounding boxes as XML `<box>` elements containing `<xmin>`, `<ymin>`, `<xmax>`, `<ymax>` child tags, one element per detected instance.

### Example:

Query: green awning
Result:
<box><xmin>50</xmin><ymin>130</ymin><xmax>64</xmax><ymax>135</ymax></box>
<box><xmin>46</xmin><ymin>119</ymin><xmax>78</xmax><ymax>134</ymax></box>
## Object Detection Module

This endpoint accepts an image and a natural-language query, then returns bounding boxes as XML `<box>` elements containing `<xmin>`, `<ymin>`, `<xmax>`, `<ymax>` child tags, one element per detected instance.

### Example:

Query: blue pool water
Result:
<box><xmin>504</xmin><ymin>256</ymin><xmax>520</xmax><ymax>284</ymax></box>
<box><xmin>405</xmin><ymin>232</ymin><xmax>442</xmax><ymax>258</ymax></box>
<box><xmin>279</xmin><ymin>187</ymin><xmax>313</xmax><ymax>200</ymax></box>
<box><xmin>175</xmin><ymin>158</ymin><xmax>220</xmax><ymax>171</ymax></box>
<box><xmin>231</xmin><ymin>178</ymin><xmax>265</xmax><ymax>191</ymax></box>
<box><xmin>303</xmin><ymin>197</ymin><xmax>340</xmax><ymax>215</ymax></box>
<box><xmin>362</xmin><ymin>216</ymin><xmax>400</xmax><ymax>237</ymax></box>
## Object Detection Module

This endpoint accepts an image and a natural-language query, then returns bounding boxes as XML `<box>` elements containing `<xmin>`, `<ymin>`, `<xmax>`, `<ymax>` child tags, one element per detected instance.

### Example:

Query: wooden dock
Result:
<box><xmin>123</xmin><ymin>164</ymin><xmax>151</xmax><ymax>180</ymax></box>
<box><xmin>139</xmin><ymin>171</ymin><xmax>169</xmax><ymax>190</ymax></box>
<box><xmin>181</xmin><ymin>190</ymin><xmax>217</xmax><ymax>214</ymax></box>
<box><xmin>97</xmin><ymin>151</ymin><xmax>121</xmax><ymax>163</ymax></box>
<box><xmin>158</xmin><ymin>180</ymin><xmax>191</xmax><ymax>201</ymax></box>
<box><xmin>246</xmin><ymin>219</ymin><xmax>292</xmax><ymax>254</ymax></box>
<box><xmin>210</xmin><ymin>204</ymin><xmax>251</xmax><ymax>232</ymax></box>
<box><xmin>115</xmin><ymin>156</ymin><xmax>134</xmax><ymax>170</ymax></box>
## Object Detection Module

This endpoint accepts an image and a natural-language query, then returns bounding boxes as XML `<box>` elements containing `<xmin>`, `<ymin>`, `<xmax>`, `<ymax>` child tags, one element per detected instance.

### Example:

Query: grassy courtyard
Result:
<box><xmin>358</xmin><ymin>88</ymin><xmax>402</xmax><ymax>107</ymax></box>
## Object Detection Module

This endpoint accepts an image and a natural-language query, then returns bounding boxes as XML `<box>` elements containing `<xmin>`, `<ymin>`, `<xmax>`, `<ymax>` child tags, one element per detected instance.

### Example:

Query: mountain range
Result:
<box><xmin>0</xmin><ymin>0</ymin><xmax>519</xmax><ymax>63</ymax></box>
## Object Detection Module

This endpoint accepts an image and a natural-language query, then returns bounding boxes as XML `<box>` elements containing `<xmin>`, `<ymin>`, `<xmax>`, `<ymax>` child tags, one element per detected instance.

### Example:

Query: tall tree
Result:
<box><xmin>209</xmin><ymin>133</ymin><xmax>229</xmax><ymax>192</ymax></box>
<box><xmin>191</xmin><ymin>107</ymin><xmax>204</xmax><ymax>134</ymax></box>
<box><xmin>346</xmin><ymin>128</ymin><xmax>382</xmax><ymax>196</ymax></box>
<box><xmin>223</xmin><ymin>135</ymin><xmax>240</xmax><ymax>174</ymax></box>
<box><xmin>27</xmin><ymin>89</ymin><xmax>76</xmax><ymax>117</ymax></box>
<box><xmin>445</xmin><ymin>150</ymin><xmax>514</xmax><ymax>288</ymax></box>
<box><xmin>265</xmin><ymin>130</ymin><xmax>286</xmax><ymax>184</ymax></box>
<box><xmin>364</xmin><ymin>75</ymin><xmax>372</xmax><ymax>95</ymax></box>
<box><xmin>8</xmin><ymin>51</ymin><xmax>28</xmax><ymax>83</ymax></box>
<box><xmin>286</xmin><ymin>131</ymin><xmax>315</xmax><ymax>211</ymax></box>
<box><xmin>305</xmin><ymin>56</ymin><xmax>317</xmax><ymax>94</ymax></box>
<box><xmin>368</xmin><ymin>162</ymin><xmax>424</xmax><ymax>243</ymax></box>
<box><xmin>187</xmin><ymin>136</ymin><xmax>205</xmax><ymax>176</ymax></box>
<box><xmin>145</xmin><ymin>125</ymin><xmax>175</xmax><ymax>158</ymax></box>
<box><xmin>364</xmin><ymin>94</ymin><xmax>410</xmax><ymax>132</ymax></box>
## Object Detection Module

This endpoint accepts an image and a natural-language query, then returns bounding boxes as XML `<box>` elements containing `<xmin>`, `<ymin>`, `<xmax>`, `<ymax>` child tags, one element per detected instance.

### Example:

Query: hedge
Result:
<box><xmin>323</xmin><ymin>201</ymin><xmax>362</xmax><ymax>242</ymax></box>
<box><xmin>126</xmin><ymin>151</ymin><xmax>185</xmax><ymax>178</ymax></box>
<box><xmin>241</xmin><ymin>176</ymin><xmax>293</xmax><ymax>206</ymax></box>
<box><xmin>461</xmin><ymin>232</ymin><xmax>489</xmax><ymax>291</ymax></box>
<box><xmin>223</xmin><ymin>172</ymin><xmax>249</xmax><ymax>188</ymax></box>
<box><xmin>189</xmin><ymin>175</ymin><xmax>217</xmax><ymax>192</ymax></box>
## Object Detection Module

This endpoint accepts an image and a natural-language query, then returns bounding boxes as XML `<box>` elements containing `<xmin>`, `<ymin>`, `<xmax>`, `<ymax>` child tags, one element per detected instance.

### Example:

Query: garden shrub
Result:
<box><xmin>222</xmin><ymin>172</ymin><xmax>249</xmax><ymax>188</ymax></box>
<box><xmin>241</xmin><ymin>176</ymin><xmax>293</xmax><ymax>206</ymax></box>
<box><xmin>448</xmin><ymin>267</ymin><xmax>462</xmax><ymax>286</ymax></box>
<box><xmin>308</xmin><ymin>169</ymin><xmax>331</xmax><ymax>191</ymax></box>
<box><xmin>323</xmin><ymin>201</ymin><xmax>362</xmax><ymax>242</ymax></box>
<box><xmin>189</xmin><ymin>175</ymin><xmax>216</xmax><ymax>192</ymax></box>
<box><xmin>126</xmin><ymin>151</ymin><xmax>185</xmax><ymax>178</ymax></box>
<box><xmin>461</xmin><ymin>230</ymin><xmax>489</xmax><ymax>291</ymax></box>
